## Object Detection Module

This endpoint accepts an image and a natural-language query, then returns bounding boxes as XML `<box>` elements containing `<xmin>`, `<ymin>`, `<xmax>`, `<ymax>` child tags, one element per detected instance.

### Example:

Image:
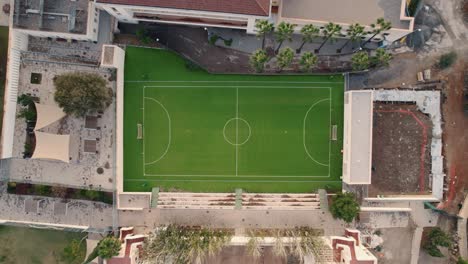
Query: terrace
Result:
<box><xmin>13</xmin><ymin>0</ymin><xmax>89</xmax><ymax>34</ymax></box>
<box><xmin>280</xmin><ymin>0</ymin><xmax>411</xmax><ymax>30</ymax></box>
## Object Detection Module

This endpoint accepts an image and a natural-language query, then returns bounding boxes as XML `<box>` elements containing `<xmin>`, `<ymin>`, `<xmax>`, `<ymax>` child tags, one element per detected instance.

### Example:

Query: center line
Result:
<box><xmin>235</xmin><ymin>87</ymin><xmax>239</xmax><ymax>176</ymax></box>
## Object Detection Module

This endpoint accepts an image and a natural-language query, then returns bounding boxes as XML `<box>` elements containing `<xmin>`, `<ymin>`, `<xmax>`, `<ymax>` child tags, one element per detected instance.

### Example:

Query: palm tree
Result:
<box><xmin>249</xmin><ymin>49</ymin><xmax>269</xmax><ymax>73</ymax></box>
<box><xmin>351</xmin><ymin>51</ymin><xmax>370</xmax><ymax>71</ymax></box>
<box><xmin>272</xmin><ymin>230</ymin><xmax>288</xmax><ymax>259</ymax></box>
<box><xmin>371</xmin><ymin>48</ymin><xmax>392</xmax><ymax>67</ymax></box>
<box><xmin>97</xmin><ymin>237</ymin><xmax>122</xmax><ymax>259</ymax></box>
<box><xmin>275</xmin><ymin>22</ymin><xmax>295</xmax><ymax>54</ymax></box>
<box><xmin>141</xmin><ymin>225</ymin><xmax>230</xmax><ymax>264</ymax></box>
<box><xmin>296</xmin><ymin>24</ymin><xmax>320</xmax><ymax>54</ymax></box>
<box><xmin>299</xmin><ymin>52</ymin><xmax>318</xmax><ymax>72</ymax></box>
<box><xmin>360</xmin><ymin>18</ymin><xmax>392</xmax><ymax>48</ymax></box>
<box><xmin>255</xmin><ymin>19</ymin><xmax>274</xmax><ymax>49</ymax></box>
<box><xmin>315</xmin><ymin>22</ymin><xmax>342</xmax><ymax>54</ymax></box>
<box><xmin>246</xmin><ymin>231</ymin><xmax>262</xmax><ymax>259</ymax></box>
<box><xmin>337</xmin><ymin>23</ymin><xmax>365</xmax><ymax>53</ymax></box>
<box><xmin>276</xmin><ymin>47</ymin><xmax>295</xmax><ymax>71</ymax></box>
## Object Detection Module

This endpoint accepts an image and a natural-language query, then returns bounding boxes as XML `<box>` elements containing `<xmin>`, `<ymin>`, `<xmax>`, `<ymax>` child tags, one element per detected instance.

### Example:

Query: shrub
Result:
<box><xmin>184</xmin><ymin>60</ymin><xmax>202</xmax><ymax>71</ymax></box>
<box><xmin>7</xmin><ymin>182</ymin><xmax>16</xmax><ymax>193</ymax></box>
<box><xmin>97</xmin><ymin>237</ymin><xmax>122</xmax><ymax>259</ymax></box>
<box><xmin>17</xmin><ymin>94</ymin><xmax>36</xmax><ymax>107</ymax></box>
<box><xmin>54</xmin><ymin>72</ymin><xmax>113</xmax><ymax>117</ymax></box>
<box><xmin>408</xmin><ymin>0</ymin><xmax>421</xmax><ymax>16</ymax></box>
<box><xmin>209</xmin><ymin>34</ymin><xmax>219</xmax><ymax>45</ymax></box>
<box><xmin>423</xmin><ymin>227</ymin><xmax>452</xmax><ymax>257</ymax></box>
<box><xmin>458</xmin><ymin>258</ymin><xmax>468</xmax><ymax>264</ymax></box>
<box><xmin>329</xmin><ymin>192</ymin><xmax>360</xmax><ymax>223</ymax></box>
<box><xmin>17</xmin><ymin>107</ymin><xmax>37</xmax><ymax>121</ymax></box>
<box><xmin>223</xmin><ymin>38</ymin><xmax>233</xmax><ymax>46</ymax></box>
<box><xmin>34</xmin><ymin>185</ymin><xmax>52</xmax><ymax>196</ymax></box>
<box><xmin>249</xmin><ymin>49</ymin><xmax>269</xmax><ymax>73</ymax></box>
<box><xmin>438</xmin><ymin>51</ymin><xmax>457</xmax><ymax>69</ymax></box>
<box><xmin>136</xmin><ymin>29</ymin><xmax>153</xmax><ymax>44</ymax></box>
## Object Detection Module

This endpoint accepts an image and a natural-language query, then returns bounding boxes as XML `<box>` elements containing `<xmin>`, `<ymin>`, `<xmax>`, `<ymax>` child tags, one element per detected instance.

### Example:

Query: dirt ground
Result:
<box><xmin>371</xmin><ymin>226</ymin><xmax>415</xmax><ymax>264</ymax></box>
<box><xmin>439</xmin><ymin>57</ymin><xmax>468</xmax><ymax>213</ymax></box>
<box><xmin>369</xmin><ymin>103</ymin><xmax>433</xmax><ymax>196</ymax></box>
<box><xmin>202</xmin><ymin>246</ymin><xmax>298</xmax><ymax>264</ymax></box>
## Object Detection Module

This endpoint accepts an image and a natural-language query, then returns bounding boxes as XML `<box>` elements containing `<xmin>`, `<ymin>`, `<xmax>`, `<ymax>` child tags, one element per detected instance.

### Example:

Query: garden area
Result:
<box><xmin>0</xmin><ymin>225</ymin><xmax>86</xmax><ymax>264</ymax></box>
<box><xmin>7</xmin><ymin>182</ymin><xmax>113</xmax><ymax>204</ymax></box>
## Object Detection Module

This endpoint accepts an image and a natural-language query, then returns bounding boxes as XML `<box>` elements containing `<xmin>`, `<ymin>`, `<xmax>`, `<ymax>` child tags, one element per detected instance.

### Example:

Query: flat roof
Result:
<box><xmin>96</xmin><ymin>0</ymin><xmax>271</xmax><ymax>16</ymax></box>
<box><xmin>280</xmin><ymin>0</ymin><xmax>411</xmax><ymax>30</ymax></box>
<box><xmin>344</xmin><ymin>91</ymin><xmax>373</xmax><ymax>184</ymax></box>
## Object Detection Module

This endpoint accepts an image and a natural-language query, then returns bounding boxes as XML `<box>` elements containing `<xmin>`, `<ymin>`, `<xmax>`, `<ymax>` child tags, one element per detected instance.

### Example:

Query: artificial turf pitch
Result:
<box><xmin>124</xmin><ymin>47</ymin><xmax>344</xmax><ymax>193</ymax></box>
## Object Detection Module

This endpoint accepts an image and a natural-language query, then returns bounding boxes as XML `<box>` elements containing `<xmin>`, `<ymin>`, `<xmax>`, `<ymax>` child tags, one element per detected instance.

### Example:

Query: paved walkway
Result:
<box><xmin>0</xmin><ymin>0</ymin><xmax>10</xmax><ymax>27</ymax></box>
<box><xmin>119</xmin><ymin>208</ymin><xmax>348</xmax><ymax>236</ymax></box>
<box><xmin>209</xmin><ymin>27</ymin><xmax>379</xmax><ymax>55</ymax></box>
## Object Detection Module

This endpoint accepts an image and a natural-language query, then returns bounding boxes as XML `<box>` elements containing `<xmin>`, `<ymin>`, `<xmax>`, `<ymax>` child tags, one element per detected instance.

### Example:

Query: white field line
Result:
<box><xmin>142</xmin><ymin>87</ymin><xmax>145</xmax><ymax>175</ymax></box>
<box><xmin>143</xmin><ymin>85</ymin><xmax>332</xmax><ymax>89</ymax></box>
<box><xmin>143</xmin><ymin>97</ymin><xmax>172</xmax><ymax>166</ymax></box>
<box><xmin>303</xmin><ymin>98</ymin><xmax>331</xmax><ymax>167</ymax></box>
<box><xmin>127</xmin><ymin>80</ymin><xmax>344</xmax><ymax>84</ymax></box>
<box><xmin>235</xmin><ymin>87</ymin><xmax>238</xmax><ymax>177</ymax></box>
<box><xmin>143</xmin><ymin>174</ymin><xmax>331</xmax><ymax>178</ymax></box>
<box><xmin>126</xmin><ymin>179</ymin><xmax>342</xmax><ymax>183</ymax></box>
<box><xmin>328</xmin><ymin>88</ymin><xmax>332</xmax><ymax>176</ymax></box>
<box><xmin>142</xmin><ymin>85</ymin><xmax>334</xmax><ymax>179</ymax></box>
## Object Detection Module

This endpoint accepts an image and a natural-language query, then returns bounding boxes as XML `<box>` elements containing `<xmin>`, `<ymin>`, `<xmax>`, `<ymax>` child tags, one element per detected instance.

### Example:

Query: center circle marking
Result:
<box><xmin>223</xmin><ymin>118</ymin><xmax>251</xmax><ymax>146</ymax></box>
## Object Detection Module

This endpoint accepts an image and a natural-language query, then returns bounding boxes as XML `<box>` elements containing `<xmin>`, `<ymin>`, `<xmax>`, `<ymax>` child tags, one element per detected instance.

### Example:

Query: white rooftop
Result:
<box><xmin>342</xmin><ymin>91</ymin><xmax>373</xmax><ymax>185</ymax></box>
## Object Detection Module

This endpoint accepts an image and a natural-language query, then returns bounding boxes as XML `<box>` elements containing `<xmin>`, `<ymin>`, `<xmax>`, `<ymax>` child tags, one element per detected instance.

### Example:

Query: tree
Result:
<box><xmin>361</xmin><ymin>18</ymin><xmax>392</xmax><ymax>48</ymax></box>
<box><xmin>275</xmin><ymin>22</ymin><xmax>295</xmax><ymax>54</ymax></box>
<box><xmin>299</xmin><ymin>52</ymin><xmax>318</xmax><ymax>72</ymax></box>
<box><xmin>54</xmin><ymin>72</ymin><xmax>113</xmax><ymax>117</ymax></box>
<box><xmin>255</xmin><ymin>19</ymin><xmax>274</xmax><ymax>49</ymax></box>
<box><xmin>371</xmin><ymin>48</ymin><xmax>392</xmax><ymax>67</ymax></box>
<box><xmin>296</xmin><ymin>24</ymin><xmax>320</xmax><ymax>54</ymax></box>
<box><xmin>60</xmin><ymin>239</ymin><xmax>85</xmax><ymax>264</ymax></box>
<box><xmin>276</xmin><ymin>47</ymin><xmax>294</xmax><ymax>71</ymax></box>
<box><xmin>315</xmin><ymin>22</ymin><xmax>342</xmax><ymax>54</ymax></box>
<box><xmin>141</xmin><ymin>225</ymin><xmax>231</xmax><ymax>264</ymax></box>
<box><xmin>249</xmin><ymin>49</ymin><xmax>269</xmax><ymax>73</ymax></box>
<box><xmin>97</xmin><ymin>237</ymin><xmax>122</xmax><ymax>259</ymax></box>
<box><xmin>329</xmin><ymin>192</ymin><xmax>360</xmax><ymax>223</ymax></box>
<box><xmin>351</xmin><ymin>51</ymin><xmax>370</xmax><ymax>71</ymax></box>
<box><xmin>423</xmin><ymin>228</ymin><xmax>452</xmax><ymax>257</ymax></box>
<box><xmin>84</xmin><ymin>236</ymin><xmax>122</xmax><ymax>263</ymax></box>
<box><xmin>337</xmin><ymin>23</ymin><xmax>365</xmax><ymax>53</ymax></box>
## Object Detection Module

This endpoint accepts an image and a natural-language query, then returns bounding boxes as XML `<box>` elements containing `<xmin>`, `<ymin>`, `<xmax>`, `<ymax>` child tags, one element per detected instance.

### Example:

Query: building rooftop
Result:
<box><xmin>13</xmin><ymin>0</ymin><xmax>89</xmax><ymax>34</ymax></box>
<box><xmin>96</xmin><ymin>0</ymin><xmax>271</xmax><ymax>16</ymax></box>
<box><xmin>280</xmin><ymin>0</ymin><xmax>411</xmax><ymax>30</ymax></box>
<box><xmin>343</xmin><ymin>91</ymin><xmax>373</xmax><ymax>185</ymax></box>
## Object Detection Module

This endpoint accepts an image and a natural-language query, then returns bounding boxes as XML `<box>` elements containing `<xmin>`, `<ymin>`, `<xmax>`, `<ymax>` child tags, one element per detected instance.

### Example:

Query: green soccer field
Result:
<box><xmin>123</xmin><ymin>47</ymin><xmax>344</xmax><ymax>193</ymax></box>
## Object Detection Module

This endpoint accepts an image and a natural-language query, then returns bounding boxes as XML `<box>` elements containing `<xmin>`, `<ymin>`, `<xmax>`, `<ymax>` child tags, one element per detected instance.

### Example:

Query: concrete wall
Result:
<box><xmin>1</xmin><ymin>29</ymin><xmax>28</xmax><ymax>158</ymax></box>
<box><xmin>95</xmin><ymin>2</ymin><xmax>267</xmax><ymax>32</ymax></box>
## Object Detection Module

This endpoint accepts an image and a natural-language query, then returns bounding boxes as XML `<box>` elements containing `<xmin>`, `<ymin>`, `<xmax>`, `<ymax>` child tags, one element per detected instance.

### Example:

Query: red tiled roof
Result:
<box><xmin>96</xmin><ymin>0</ymin><xmax>271</xmax><ymax>16</ymax></box>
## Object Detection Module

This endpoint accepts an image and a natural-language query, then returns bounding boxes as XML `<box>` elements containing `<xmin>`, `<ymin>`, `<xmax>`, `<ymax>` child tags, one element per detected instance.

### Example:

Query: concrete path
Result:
<box><xmin>0</xmin><ymin>0</ymin><xmax>10</xmax><ymax>26</ymax></box>
<box><xmin>119</xmin><ymin>207</ymin><xmax>349</xmax><ymax>236</ymax></box>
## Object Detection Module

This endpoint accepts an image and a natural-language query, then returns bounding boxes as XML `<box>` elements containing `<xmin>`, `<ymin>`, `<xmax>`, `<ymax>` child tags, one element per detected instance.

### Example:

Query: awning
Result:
<box><xmin>34</xmin><ymin>103</ymin><xmax>66</xmax><ymax>131</ymax></box>
<box><xmin>31</xmin><ymin>132</ymin><xmax>70</xmax><ymax>163</ymax></box>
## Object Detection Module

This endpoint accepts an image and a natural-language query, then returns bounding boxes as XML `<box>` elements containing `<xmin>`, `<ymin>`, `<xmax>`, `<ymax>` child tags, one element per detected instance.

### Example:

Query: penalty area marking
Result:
<box><xmin>143</xmin><ymin>97</ymin><xmax>172</xmax><ymax>166</ymax></box>
<box><xmin>303</xmin><ymin>98</ymin><xmax>331</xmax><ymax>167</ymax></box>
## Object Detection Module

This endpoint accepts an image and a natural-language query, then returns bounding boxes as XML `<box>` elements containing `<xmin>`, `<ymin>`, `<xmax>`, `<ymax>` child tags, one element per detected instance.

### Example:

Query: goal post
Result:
<box><xmin>137</xmin><ymin>124</ymin><xmax>143</xmax><ymax>139</ymax></box>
